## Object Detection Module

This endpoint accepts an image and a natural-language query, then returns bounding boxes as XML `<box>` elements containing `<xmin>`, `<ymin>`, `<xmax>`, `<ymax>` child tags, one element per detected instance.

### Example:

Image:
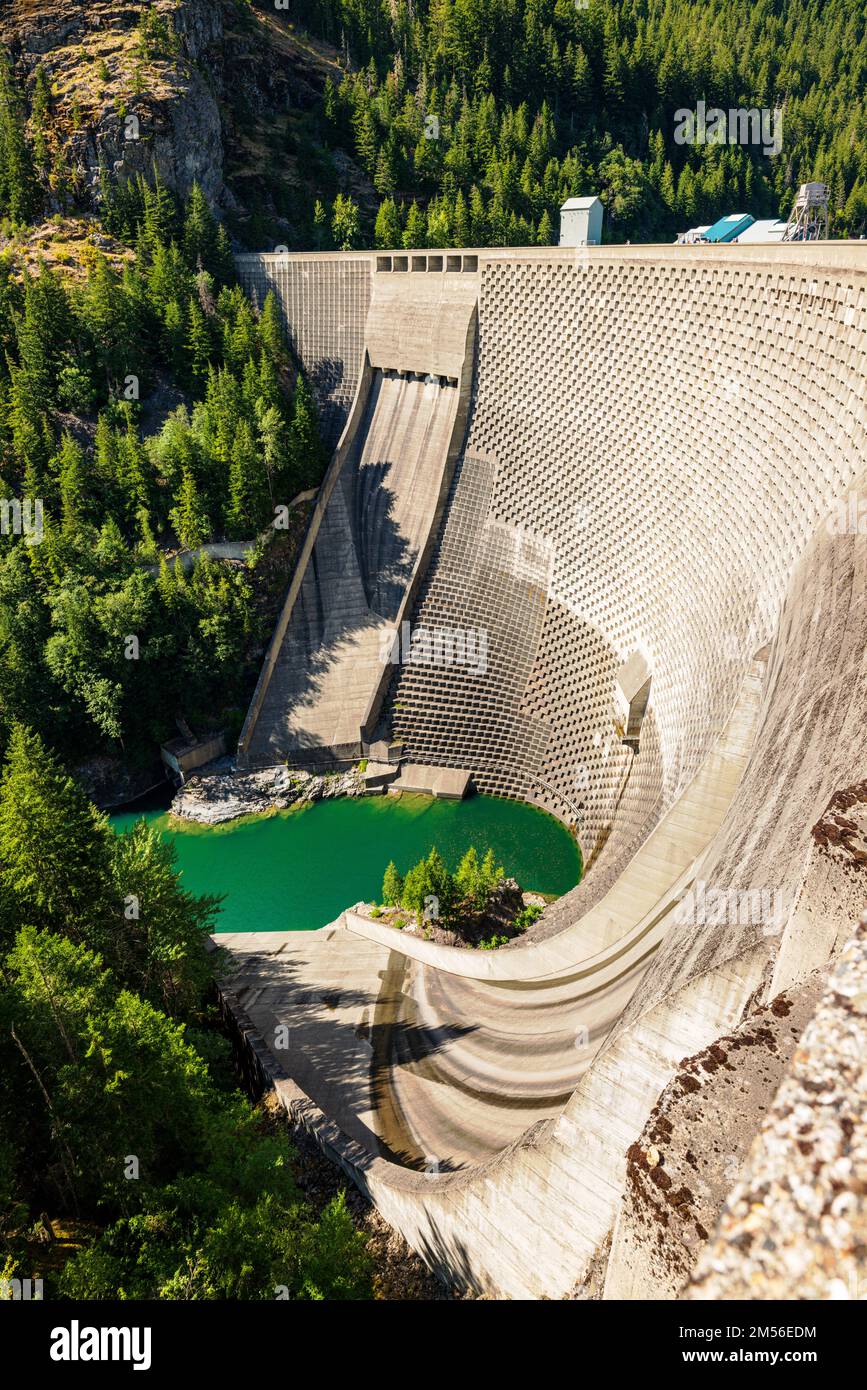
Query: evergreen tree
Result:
<box><xmin>374</xmin><ymin>197</ymin><xmax>403</xmax><ymax>249</ymax></box>
<box><xmin>0</xmin><ymin>725</ymin><xmax>113</xmax><ymax>943</ymax></box>
<box><xmin>170</xmin><ymin>468</ymin><xmax>210</xmax><ymax>549</ymax></box>
<box><xmin>287</xmin><ymin>377</ymin><xmax>327</xmax><ymax>491</ymax></box>
<box><xmin>331</xmin><ymin>193</ymin><xmax>361</xmax><ymax>250</ymax></box>
<box><xmin>56</xmin><ymin>433</ymin><xmax>88</xmax><ymax>533</ymax></box>
<box><xmin>403</xmin><ymin>201</ymin><xmax>426</xmax><ymax>248</ymax></box>
<box><xmin>183</xmin><ymin>181</ymin><xmax>218</xmax><ymax>272</ymax></box>
<box><xmin>536</xmin><ymin>208</ymin><xmax>554</xmax><ymax>244</ymax></box>
<box><xmin>226</xmin><ymin>418</ymin><xmax>268</xmax><ymax>538</ymax></box>
<box><xmin>258</xmin><ymin>290</ymin><xmax>286</xmax><ymax>364</ymax></box>
<box><xmin>381</xmin><ymin>861</ymin><xmax>403</xmax><ymax>906</ymax></box>
<box><xmin>186</xmin><ymin>297</ymin><xmax>213</xmax><ymax>383</ymax></box>
<box><xmin>313</xmin><ymin>199</ymin><xmax>328</xmax><ymax>249</ymax></box>
<box><xmin>0</xmin><ymin>53</ymin><xmax>36</xmax><ymax>223</ymax></box>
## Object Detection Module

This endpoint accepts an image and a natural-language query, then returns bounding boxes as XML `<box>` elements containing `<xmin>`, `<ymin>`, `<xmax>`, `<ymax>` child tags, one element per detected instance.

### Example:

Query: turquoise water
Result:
<box><xmin>111</xmin><ymin>793</ymin><xmax>581</xmax><ymax>934</ymax></box>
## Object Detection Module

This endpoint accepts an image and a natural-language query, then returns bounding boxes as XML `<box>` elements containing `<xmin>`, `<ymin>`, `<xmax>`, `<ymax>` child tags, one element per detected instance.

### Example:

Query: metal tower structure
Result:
<box><xmin>783</xmin><ymin>182</ymin><xmax>830</xmax><ymax>241</ymax></box>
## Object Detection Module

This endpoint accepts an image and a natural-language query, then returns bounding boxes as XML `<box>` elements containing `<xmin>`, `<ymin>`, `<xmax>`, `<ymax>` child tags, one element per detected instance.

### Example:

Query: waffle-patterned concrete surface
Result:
<box><xmin>235</xmin><ymin>254</ymin><xmax>370</xmax><ymax>450</ymax></box>
<box><xmin>231</xmin><ymin>244</ymin><xmax>867</xmax><ymax>1298</ymax></box>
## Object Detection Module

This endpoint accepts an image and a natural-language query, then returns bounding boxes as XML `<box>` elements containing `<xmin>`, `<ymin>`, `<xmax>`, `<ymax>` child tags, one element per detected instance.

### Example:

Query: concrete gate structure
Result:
<box><xmin>224</xmin><ymin>242</ymin><xmax>867</xmax><ymax>1299</ymax></box>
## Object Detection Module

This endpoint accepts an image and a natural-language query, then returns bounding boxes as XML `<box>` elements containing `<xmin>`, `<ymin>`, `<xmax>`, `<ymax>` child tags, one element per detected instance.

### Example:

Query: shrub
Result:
<box><xmin>514</xmin><ymin>903</ymin><xmax>543</xmax><ymax>932</ymax></box>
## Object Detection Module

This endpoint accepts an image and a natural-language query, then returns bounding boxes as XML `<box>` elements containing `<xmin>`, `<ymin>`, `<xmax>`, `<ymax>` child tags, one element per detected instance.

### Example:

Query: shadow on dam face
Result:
<box><xmin>242</xmin><ymin>369</ymin><xmax>460</xmax><ymax>768</ymax></box>
<box><xmin>228</xmin><ymin>243</ymin><xmax>867</xmax><ymax>1298</ymax></box>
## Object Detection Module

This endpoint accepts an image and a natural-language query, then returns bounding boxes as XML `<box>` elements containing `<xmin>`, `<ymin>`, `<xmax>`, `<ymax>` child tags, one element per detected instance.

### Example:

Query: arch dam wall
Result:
<box><xmin>226</xmin><ymin>243</ymin><xmax>867</xmax><ymax>1298</ymax></box>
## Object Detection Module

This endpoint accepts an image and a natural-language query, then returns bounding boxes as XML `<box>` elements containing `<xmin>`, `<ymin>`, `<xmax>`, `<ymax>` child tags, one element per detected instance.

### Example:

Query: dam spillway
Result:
<box><xmin>228</xmin><ymin>242</ymin><xmax>867</xmax><ymax>1299</ymax></box>
<box><xmin>241</xmin><ymin>369</ymin><xmax>462</xmax><ymax>766</ymax></box>
<box><xmin>237</xmin><ymin>257</ymin><xmax>477</xmax><ymax>768</ymax></box>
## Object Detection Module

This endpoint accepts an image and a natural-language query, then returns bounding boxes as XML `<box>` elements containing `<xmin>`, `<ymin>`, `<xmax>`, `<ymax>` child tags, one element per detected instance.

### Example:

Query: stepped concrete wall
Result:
<box><xmin>229</xmin><ymin>242</ymin><xmax>867</xmax><ymax>1298</ymax></box>
<box><xmin>237</xmin><ymin>259</ymin><xmax>477</xmax><ymax>767</ymax></box>
<box><xmin>235</xmin><ymin>253</ymin><xmax>371</xmax><ymax>450</ymax></box>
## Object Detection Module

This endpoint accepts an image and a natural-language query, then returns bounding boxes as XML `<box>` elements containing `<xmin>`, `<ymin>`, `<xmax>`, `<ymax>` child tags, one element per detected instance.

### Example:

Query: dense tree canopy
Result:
<box><xmin>0</xmin><ymin>728</ymin><xmax>372</xmax><ymax>1299</ymax></box>
<box><xmin>0</xmin><ymin>167</ymin><xmax>326</xmax><ymax>765</ymax></box>
<box><xmin>298</xmin><ymin>0</ymin><xmax>867</xmax><ymax>244</ymax></box>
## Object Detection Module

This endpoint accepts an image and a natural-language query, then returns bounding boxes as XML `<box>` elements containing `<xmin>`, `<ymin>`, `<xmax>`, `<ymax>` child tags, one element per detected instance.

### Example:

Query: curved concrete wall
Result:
<box><xmin>392</xmin><ymin>245</ymin><xmax>867</xmax><ymax>898</ymax></box>
<box><xmin>231</xmin><ymin>242</ymin><xmax>867</xmax><ymax>1298</ymax></box>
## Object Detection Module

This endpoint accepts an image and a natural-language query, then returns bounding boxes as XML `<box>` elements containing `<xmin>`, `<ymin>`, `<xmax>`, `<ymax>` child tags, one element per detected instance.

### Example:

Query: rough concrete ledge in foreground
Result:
<box><xmin>604</xmin><ymin>974</ymin><xmax>826</xmax><ymax>1299</ymax></box>
<box><xmin>687</xmin><ymin>916</ymin><xmax>867</xmax><ymax>1300</ymax></box>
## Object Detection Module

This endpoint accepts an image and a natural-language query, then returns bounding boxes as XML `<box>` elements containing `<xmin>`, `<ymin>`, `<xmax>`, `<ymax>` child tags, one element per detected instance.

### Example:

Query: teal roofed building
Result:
<box><xmin>702</xmin><ymin>213</ymin><xmax>755</xmax><ymax>243</ymax></box>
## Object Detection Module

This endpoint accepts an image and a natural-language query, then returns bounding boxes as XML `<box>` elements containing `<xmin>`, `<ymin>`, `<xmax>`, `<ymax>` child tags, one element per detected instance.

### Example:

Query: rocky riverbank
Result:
<box><xmin>170</xmin><ymin>763</ymin><xmax>366</xmax><ymax>825</ymax></box>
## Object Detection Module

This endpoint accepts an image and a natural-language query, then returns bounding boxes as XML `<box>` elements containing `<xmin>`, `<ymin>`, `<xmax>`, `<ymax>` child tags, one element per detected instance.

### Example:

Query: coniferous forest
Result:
<box><xmin>294</xmin><ymin>0</ymin><xmax>867</xmax><ymax>247</ymax></box>
<box><xmin>0</xmin><ymin>0</ymin><xmax>865</xmax><ymax>1306</ymax></box>
<box><xmin>0</xmin><ymin>7</ymin><xmax>364</xmax><ymax>1303</ymax></box>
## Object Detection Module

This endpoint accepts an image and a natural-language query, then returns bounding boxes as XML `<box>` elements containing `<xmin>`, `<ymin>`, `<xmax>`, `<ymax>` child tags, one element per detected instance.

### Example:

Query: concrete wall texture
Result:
<box><xmin>229</xmin><ymin>243</ymin><xmax>867</xmax><ymax>1298</ymax></box>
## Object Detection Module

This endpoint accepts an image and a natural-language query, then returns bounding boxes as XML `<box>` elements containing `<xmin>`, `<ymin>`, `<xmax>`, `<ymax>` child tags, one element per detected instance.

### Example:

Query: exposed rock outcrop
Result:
<box><xmin>605</xmin><ymin>977</ymin><xmax>825</xmax><ymax>1298</ymax></box>
<box><xmin>0</xmin><ymin>0</ymin><xmax>375</xmax><ymax>240</ymax></box>
<box><xmin>1</xmin><ymin>0</ymin><xmax>225</xmax><ymax>208</ymax></box>
<box><xmin>170</xmin><ymin>763</ymin><xmax>365</xmax><ymax>825</ymax></box>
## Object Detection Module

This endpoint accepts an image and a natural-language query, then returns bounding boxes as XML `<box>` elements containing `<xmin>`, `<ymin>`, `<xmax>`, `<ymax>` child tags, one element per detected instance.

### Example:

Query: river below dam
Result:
<box><xmin>111</xmin><ymin>792</ymin><xmax>581</xmax><ymax>934</ymax></box>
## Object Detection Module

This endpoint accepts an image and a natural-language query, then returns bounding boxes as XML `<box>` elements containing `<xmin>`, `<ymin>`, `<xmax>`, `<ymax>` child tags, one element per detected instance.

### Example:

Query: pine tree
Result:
<box><xmin>313</xmin><ymin>199</ymin><xmax>328</xmax><ymax>250</ymax></box>
<box><xmin>162</xmin><ymin>297</ymin><xmax>186</xmax><ymax>373</ymax></box>
<box><xmin>93</xmin><ymin>414</ymin><xmax>118</xmax><ymax>494</ymax></box>
<box><xmin>226</xmin><ymin>418</ymin><xmax>268</xmax><ymax>538</ymax></box>
<box><xmin>401</xmin><ymin>859</ymin><xmax>432</xmax><ymax>924</ymax></box>
<box><xmin>572</xmin><ymin>43</ymin><xmax>593</xmax><ymax>112</ymax></box>
<box><xmin>0</xmin><ymin>52</ymin><xmax>37</xmax><ymax>223</ymax></box>
<box><xmin>331</xmin><ymin>193</ymin><xmax>360</xmax><ymax>251</ymax></box>
<box><xmin>170</xmin><ymin>468</ymin><xmax>210</xmax><ymax>549</ymax></box>
<box><xmin>135</xmin><ymin>505</ymin><xmax>159</xmax><ymax>562</ymax></box>
<box><xmin>213</xmin><ymin>223</ymin><xmax>235</xmax><ymax>287</ymax></box>
<box><xmin>455</xmin><ymin>847</ymin><xmax>480</xmax><ymax>906</ymax></box>
<box><xmin>381</xmin><ymin>861</ymin><xmax>403</xmax><ymax>906</ymax></box>
<box><xmin>453</xmin><ymin>188</ymin><xmax>470</xmax><ymax>245</ymax></box>
<box><xmin>536</xmin><ymin>208</ymin><xmax>554</xmax><ymax>244</ymax></box>
<box><xmin>183</xmin><ymin>181</ymin><xmax>218</xmax><ymax>272</ymax></box>
<box><xmin>116</xmin><ymin>420</ymin><xmax>150</xmax><ymax>525</ymax></box>
<box><xmin>403</xmin><ymin>201</ymin><xmax>426</xmax><ymax>248</ymax></box>
<box><xmin>56</xmin><ymin>432</ymin><xmax>88</xmax><ymax>533</ymax></box>
<box><xmin>0</xmin><ymin>724</ymin><xmax>113</xmax><ymax>938</ymax></box>
<box><xmin>258</xmin><ymin>290</ymin><xmax>285</xmax><ymax>364</ymax></box>
<box><xmin>374</xmin><ymin>197</ymin><xmax>403</xmax><ymax>249</ymax></box>
<box><xmin>287</xmin><ymin>377</ymin><xmax>326</xmax><ymax>491</ymax></box>
<box><xmin>79</xmin><ymin>255</ymin><xmax>131</xmax><ymax>392</ymax></box>
<box><xmin>186</xmin><ymin>297</ymin><xmax>213</xmax><ymax>383</ymax></box>
<box><xmin>256</xmin><ymin>349</ymin><xmax>283</xmax><ymax>414</ymax></box>
<box><xmin>256</xmin><ymin>405</ymin><xmax>289</xmax><ymax>506</ymax></box>
<box><xmin>136</xmin><ymin>167</ymin><xmax>177</xmax><ymax>266</ymax></box>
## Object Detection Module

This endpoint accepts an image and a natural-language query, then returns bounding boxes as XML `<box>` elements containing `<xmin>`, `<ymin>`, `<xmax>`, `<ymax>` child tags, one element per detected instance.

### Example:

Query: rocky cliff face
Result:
<box><xmin>0</xmin><ymin>0</ymin><xmax>373</xmax><ymax>242</ymax></box>
<box><xmin>1</xmin><ymin>0</ymin><xmax>226</xmax><ymax>207</ymax></box>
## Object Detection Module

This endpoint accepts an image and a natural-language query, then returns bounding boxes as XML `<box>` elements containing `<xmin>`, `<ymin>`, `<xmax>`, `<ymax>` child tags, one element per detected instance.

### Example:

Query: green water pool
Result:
<box><xmin>111</xmin><ymin>792</ymin><xmax>581</xmax><ymax>934</ymax></box>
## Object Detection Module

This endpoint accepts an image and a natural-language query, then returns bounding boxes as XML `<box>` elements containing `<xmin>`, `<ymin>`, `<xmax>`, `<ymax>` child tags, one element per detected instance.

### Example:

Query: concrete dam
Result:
<box><xmin>225</xmin><ymin>243</ymin><xmax>867</xmax><ymax>1299</ymax></box>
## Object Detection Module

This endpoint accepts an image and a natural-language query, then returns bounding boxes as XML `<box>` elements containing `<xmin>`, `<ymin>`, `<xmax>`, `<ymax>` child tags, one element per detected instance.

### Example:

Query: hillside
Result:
<box><xmin>0</xmin><ymin>0</ymin><xmax>378</xmax><ymax>251</ymax></box>
<box><xmin>2</xmin><ymin>0</ymin><xmax>866</xmax><ymax>251</ymax></box>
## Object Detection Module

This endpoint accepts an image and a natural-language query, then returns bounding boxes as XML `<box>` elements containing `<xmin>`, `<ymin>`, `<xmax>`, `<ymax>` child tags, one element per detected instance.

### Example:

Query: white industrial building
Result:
<box><xmin>734</xmin><ymin>218</ymin><xmax>788</xmax><ymax>244</ymax></box>
<box><xmin>559</xmin><ymin>196</ymin><xmax>603</xmax><ymax>247</ymax></box>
